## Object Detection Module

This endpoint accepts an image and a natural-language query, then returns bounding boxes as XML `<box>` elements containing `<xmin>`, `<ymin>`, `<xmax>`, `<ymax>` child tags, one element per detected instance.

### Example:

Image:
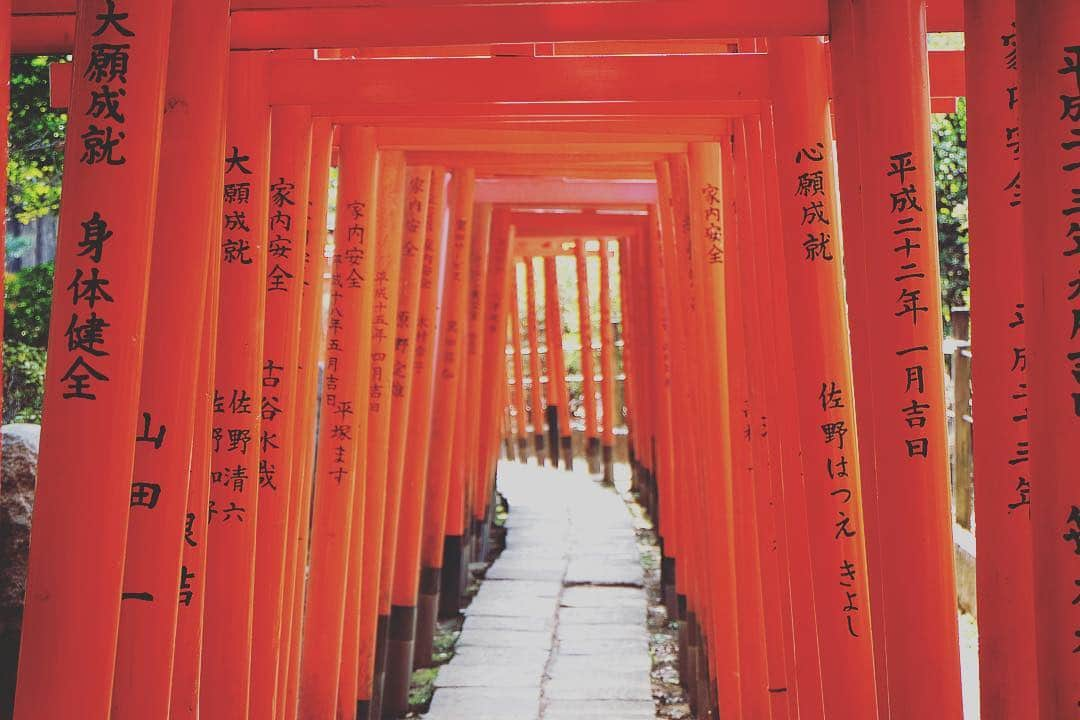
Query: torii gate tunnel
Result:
<box><xmin>0</xmin><ymin>0</ymin><xmax>1077</xmax><ymax>718</ymax></box>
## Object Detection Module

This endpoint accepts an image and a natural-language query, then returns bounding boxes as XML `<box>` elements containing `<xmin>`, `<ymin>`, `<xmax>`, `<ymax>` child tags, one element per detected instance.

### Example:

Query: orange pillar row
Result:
<box><xmin>416</xmin><ymin>169</ymin><xmax>476</xmax><ymax>666</ymax></box>
<box><xmin>508</xmin><ymin>268</ymin><xmax>530</xmax><ymax>461</ymax></box>
<box><xmin>963</xmin><ymin>0</ymin><xmax>1039</xmax><ymax>717</ymax></box>
<box><xmin>826</xmin><ymin>1</ymin><xmax>891</xmax><ymax>706</ymax></box>
<box><xmin>297</xmin><ymin>126</ymin><xmax>378</xmax><ymax>720</ymax></box>
<box><xmin>200</xmin><ymin>51</ymin><xmax>272</xmax><ymax>720</ymax></box>
<box><xmin>642</xmin><ymin>206</ymin><xmax>678</xmax><ymax>614</ymax></box>
<box><xmin>598</xmin><ymin>238</ymin><xmax>617</xmax><ymax>485</ymax></box>
<box><xmin>250</xmin><ymin>104</ymin><xmax>313</xmax><ymax>719</ymax></box>
<box><xmin>388</xmin><ymin>166</ymin><xmax>448</xmax><ymax>677</ymax></box>
<box><xmin>14</xmin><ymin>2</ymin><xmax>173</xmax><ymax>716</ymax></box>
<box><xmin>107</xmin><ymin>1</ymin><xmax>228</xmax><ymax>717</ymax></box>
<box><xmin>452</xmin><ymin>203</ymin><xmax>492</xmax><ymax>588</ymax></box>
<box><xmin>655</xmin><ymin>157</ymin><xmax>700</xmax><ymax>704</ymax></box>
<box><xmin>473</xmin><ymin>212</ymin><xmax>516</xmax><ymax>549</ymax></box>
<box><xmin>725</xmin><ymin>127</ymin><xmax>781</xmax><ymax>720</ymax></box>
<box><xmin>172</xmin><ymin>212</ymin><xmax>225</xmax><ymax>718</ymax></box>
<box><xmin>380</xmin><ymin>165</ymin><xmax>434</xmax><ymax>715</ymax></box>
<box><xmin>1016</xmin><ymin>1</ymin><xmax>1080</xmax><ymax>715</ymax></box>
<box><xmin>687</xmin><ymin>143</ymin><xmax>742</xmax><ymax>720</ymax></box>
<box><xmin>543</xmin><ymin>255</ymin><xmax>573</xmax><ymax>469</ymax></box>
<box><xmin>575</xmin><ymin>239</ymin><xmax>601</xmax><ymax>472</ymax></box>
<box><xmin>769</xmin><ymin>35</ymin><xmax>878</xmax><ymax>718</ymax></box>
<box><xmin>280</xmin><ymin>117</ymin><xmax>333</xmax><ymax>720</ymax></box>
<box><xmin>524</xmin><ymin>257</ymin><xmax>547</xmax><ymax>460</ymax></box>
<box><xmin>831</xmin><ymin>1</ymin><xmax>964</xmax><ymax>717</ymax></box>
<box><xmin>351</xmin><ymin>150</ymin><xmax>406</xmax><ymax>720</ymax></box>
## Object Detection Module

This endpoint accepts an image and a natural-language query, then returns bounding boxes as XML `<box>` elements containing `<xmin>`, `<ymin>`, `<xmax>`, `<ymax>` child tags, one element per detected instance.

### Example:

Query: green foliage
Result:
<box><xmin>1</xmin><ymin>263</ymin><xmax>55</xmax><ymax>424</ymax></box>
<box><xmin>5</xmin><ymin>262</ymin><xmax>54</xmax><ymax>348</ymax></box>
<box><xmin>932</xmin><ymin>98</ymin><xmax>970</xmax><ymax>317</ymax></box>
<box><xmin>3</xmin><ymin>342</ymin><xmax>47</xmax><ymax>424</ymax></box>
<box><xmin>8</xmin><ymin>56</ymin><xmax>68</xmax><ymax>225</ymax></box>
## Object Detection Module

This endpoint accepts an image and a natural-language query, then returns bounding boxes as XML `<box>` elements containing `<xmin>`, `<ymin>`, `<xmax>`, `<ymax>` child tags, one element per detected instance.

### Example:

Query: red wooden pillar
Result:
<box><xmin>543</xmin><ymin>255</ymin><xmax>573</xmax><ymax>468</ymax></box>
<box><xmin>249</xmin><ymin>104</ymin><xmax>313</xmax><ymax>718</ymax></box>
<box><xmin>474</xmin><ymin>212</ymin><xmax>515</xmax><ymax>542</ymax></box>
<box><xmin>768</xmin><ymin>35</ymin><xmax>878</xmax><ymax>718</ymax></box>
<box><xmin>830</xmin><ymin>1</ymin><xmax>964</xmax><ymax>716</ymax></box>
<box><xmin>827</xmin><ymin>1</ymin><xmax>891</xmax><ymax>705</ymax></box>
<box><xmin>598</xmin><ymin>239</ymin><xmax>617</xmax><ymax>485</ymax></box>
<box><xmin>297</xmin><ymin>126</ymin><xmax>379</xmax><ymax>719</ymax></box>
<box><xmin>416</xmin><ymin>169</ymin><xmax>476</xmax><ymax>665</ymax></box>
<box><xmin>641</xmin><ymin>205</ymin><xmax>679</xmax><ymax>611</ymax></box>
<box><xmin>575</xmin><ymin>239</ymin><xmax>601</xmax><ymax>472</ymax></box>
<box><xmin>110</xmin><ymin>3</ymin><xmax>229</xmax><ymax>716</ymax></box>
<box><xmin>687</xmin><ymin>142</ymin><xmax>743</xmax><ymax>720</ymax></box>
<box><xmin>380</xmin><ymin>165</ymin><xmax>433</xmax><ymax>715</ymax></box>
<box><xmin>13</xmin><ymin>2</ymin><xmax>173</xmax><ymax>716</ymax></box>
<box><xmin>280</xmin><ymin>117</ymin><xmax>333</xmax><ymax>720</ymax></box>
<box><xmin>171</xmin><ymin>220</ymin><xmax>224</xmax><ymax>718</ymax></box>
<box><xmin>452</xmin><ymin>203</ymin><xmax>491</xmax><ymax>577</ymax></box>
<box><xmin>1016</xmin><ymin>1</ymin><xmax>1080</xmax><ymax>715</ymax></box>
<box><xmin>352</xmin><ymin>150</ymin><xmax>406</xmax><ymax>720</ymax></box>
<box><xmin>200</xmin><ymin>51</ymin><xmax>271</xmax><ymax>719</ymax></box>
<box><xmin>389</xmin><ymin>166</ymin><xmax>448</xmax><ymax>676</ymax></box>
<box><xmin>963</xmin><ymin>1</ymin><xmax>1039</xmax><ymax>716</ymax></box>
<box><xmin>508</xmin><ymin>267</ymin><xmax>530</xmax><ymax>461</ymax></box>
<box><xmin>524</xmin><ymin>257</ymin><xmax>546</xmax><ymax>460</ymax></box>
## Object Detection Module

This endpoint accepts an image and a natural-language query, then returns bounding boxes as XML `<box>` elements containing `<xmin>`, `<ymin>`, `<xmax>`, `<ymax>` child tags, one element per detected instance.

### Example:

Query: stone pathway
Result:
<box><xmin>423</xmin><ymin>461</ymin><xmax>655</xmax><ymax>720</ymax></box>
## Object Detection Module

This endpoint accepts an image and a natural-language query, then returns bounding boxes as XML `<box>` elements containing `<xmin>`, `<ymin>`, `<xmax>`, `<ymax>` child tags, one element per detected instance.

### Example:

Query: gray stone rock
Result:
<box><xmin>0</xmin><ymin>424</ymin><xmax>39</xmax><ymax>717</ymax></box>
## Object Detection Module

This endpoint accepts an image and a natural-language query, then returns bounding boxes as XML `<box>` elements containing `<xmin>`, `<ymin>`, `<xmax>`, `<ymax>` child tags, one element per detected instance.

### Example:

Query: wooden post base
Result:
<box><xmin>384</xmin><ymin>604</ymin><xmax>417</xmax><ymax>717</ymax></box>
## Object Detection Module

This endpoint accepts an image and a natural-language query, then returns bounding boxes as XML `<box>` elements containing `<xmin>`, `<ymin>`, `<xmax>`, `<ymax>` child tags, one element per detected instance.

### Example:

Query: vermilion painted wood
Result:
<box><xmin>297</xmin><ymin>126</ymin><xmax>379</xmax><ymax>719</ymax></box>
<box><xmin>508</xmin><ymin>268</ymin><xmax>529</xmax><ymax>448</ymax></box>
<box><xmin>1016</xmin><ymin>1</ymin><xmax>1080</xmax><ymax>715</ymax></box>
<box><xmin>13</xmin><ymin>3</ymin><xmax>173</xmax><ymax>717</ymax></box>
<box><xmin>199</xmin><ymin>52</ymin><xmax>271</xmax><ymax>720</ymax></box>
<box><xmin>378</xmin><ymin>165</ymin><xmax>433</xmax><ymax>615</ymax></box>
<box><xmin>392</xmin><ymin>167</ymin><xmax>450</xmax><ymax>609</ymax></box>
<box><xmin>249</xmin><ymin>105</ymin><xmax>313</xmax><ymax>719</ymax></box>
<box><xmin>768</xmin><ymin>34</ymin><xmax>879</xmax><ymax>718</ymax></box>
<box><xmin>352</xmin><ymin>150</ymin><xmax>406</xmax><ymax>711</ymax></box>
<box><xmin>10</xmin><ymin>0</ymin><xmax>967</xmax><ymax>52</ymax></box>
<box><xmin>688</xmin><ymin>142</ymin><xmax>743</xmax><ymax>719</ymax></box>
<box><xmin>827</xmin><ymin>1</ymin><xmax>891</xmax><ymax>709</ymax></box>
<box><xmin>171</xmin><ymin>217</ymin><xmax>224</xmax><ymax>719</ymax></box>
<box><xmin>574</xmin><ymin>240</ymin><xmax>599</xmax><ymax>446</ymax></box>
<box><xmin>454</xmin><ymin>204</ymin><xmax>493</xmax><ymax>533</ymax></box>
<box><xmin>598</xmin><ymin>240</ymin><xmax>616</xmax><ymax>447</ymax></box>
<box><xmin>280</xmin><ymin>118</ymin><xmax>333</xmax><ymax>720</ymax></box>
<box><xmin>110</xmin><ymin>3</ymin><xmax>228</xmax><ymax>716</ymax></box>
<box><xmin>835</xmin><ymin>2</ymin><xmax>964</xmax><ymax>717</ymax></box>
<box><xmin>543</xmin><ymin>255</ymin><xmax>574</xmax><ymax>463</ymax></box>
<box><xmin>963</xmin><ymin>1</ymin><xmax>1038</xmax><ymax>716</ymax></box>
<box><xmin>524</xmin><ymin>257</ymin><xmax>547</xmax><ymax>452</ymax></box>
<box><xmin>419</xmin><ymin>170</ymin><xmax>476</xmax><ymax>577</ymax></box>
<box><xmin>474</xmin><ymin>212</ymin><xmax>516</xmax><ymax>520</ymax></box>
<box><xmin>511</xmin><ymin>212</ymin><xmax>648</xmax><ymax>239</ymax></box>
<box><xmin>200</xmin><ymin>52</ymin><xmax>272</xmax><ymax>720</ymax></box>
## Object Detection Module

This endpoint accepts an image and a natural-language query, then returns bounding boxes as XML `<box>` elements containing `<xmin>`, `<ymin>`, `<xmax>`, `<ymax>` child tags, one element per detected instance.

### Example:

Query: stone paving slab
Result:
<box><xmin>435</xmin><ymin>661</ymin><xmax>544</xmax><ymax>688</ymax></box>
<box><xmin>423</xmin><ymin>462</ymin><xmax>656</xmax><ymax>720</ymax></box>
<box><xmin>455</xmin><ymin>628</ymin><xmax>555</xmax><ymax>650</ymax></box>
<box><xmin>462</xmin><ymin>613</ymin><xmax>556</xmax><ymax>633</ymax></box>
<box><xmin>558</xmin><ymin>605</ymin><xmax>645</xmax><ymax>626</ymax></box>
<box><xmin>543</xmin><ymin>700</ymin><xmax>656</xmax><ymax>720</ymax></box>
<box><xmin>560</xmin><ymin>585</ymin><xmax>648</xmax><ymax>610</ymax></box>
<box><xmin>425</xmin><ymin>687</ymin><xmax>542</xmax><ymax>720</ymax></box>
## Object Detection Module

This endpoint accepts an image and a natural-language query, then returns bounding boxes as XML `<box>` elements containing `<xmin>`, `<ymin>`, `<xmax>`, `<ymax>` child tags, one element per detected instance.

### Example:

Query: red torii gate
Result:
<box><xmin>0</xmin><ymin>1</ymin><xmax>1077</xmax><ymax>719</ymax></box>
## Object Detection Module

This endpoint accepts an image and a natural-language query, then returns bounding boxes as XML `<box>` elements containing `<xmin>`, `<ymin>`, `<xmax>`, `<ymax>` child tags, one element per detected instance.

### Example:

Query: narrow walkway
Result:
<box><xmin>423</xmin><ymin>462</ymin><xmax>655</xmax><ymax>720</ymax></box>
